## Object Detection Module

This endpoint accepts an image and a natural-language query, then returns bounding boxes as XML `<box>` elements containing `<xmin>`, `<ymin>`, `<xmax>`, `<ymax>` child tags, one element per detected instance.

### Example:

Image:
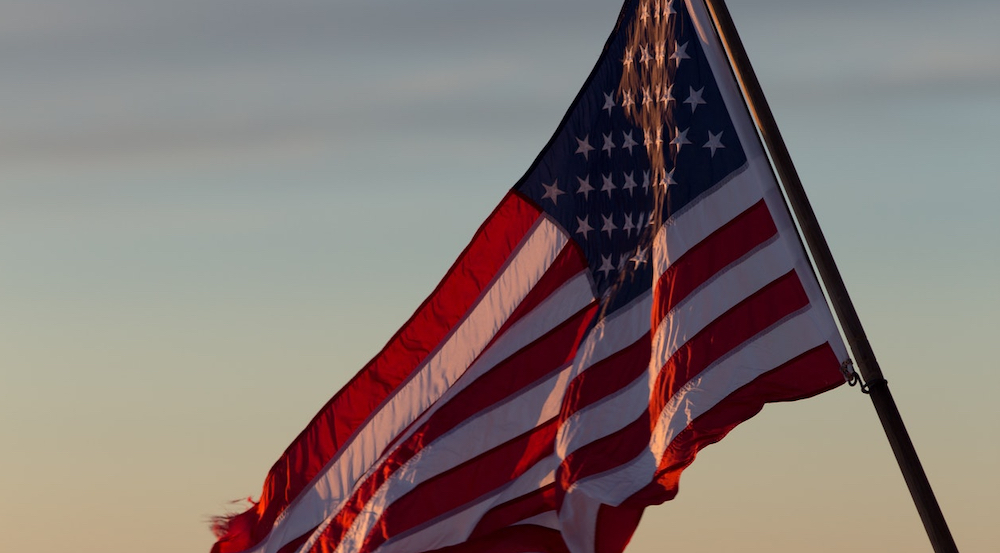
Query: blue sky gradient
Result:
<box><xmin>1</xmin><ymin>1</ymin><xmax>997</xmax><ymax>551</ymax></box>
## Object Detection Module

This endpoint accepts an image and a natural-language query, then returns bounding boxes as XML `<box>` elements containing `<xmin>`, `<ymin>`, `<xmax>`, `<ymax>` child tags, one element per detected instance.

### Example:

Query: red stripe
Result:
<box><xmin>212</xmin><ymin>193</ymin><xmax>541</xmax><ymax>553</ymax></box>
<box><xmin>356</xmin><ymin>418</ymin><xmax>561</xmax><ymax>553</ymax></box>
<box><xmin>424</xmin><ymin>525</ymin><xmax>570</xmax><ymax>553</ymax></box>
<box><xmin>594</xmin><ymin>504</ymin><xmax>643</xmax><ymax>553</ymax></box>
<box><xmin>560</xmin><ymin>335</ymin><xmax>651</xmax><ymax>422</ymax></box>
<box><xmin>624</xmin><ymin>344</ymin><xmax>845</xmax><ymax>507</ymax></box>
<box><xmin>470</xmin><ymin>484</ymin><xmax>558</xmax><ymax>540</ymax></box>
<box><xmin>559</xmin><ymin>201</ymin><xmax>777</xmax><ymax>424</ymax></box>
<box><xmin>652</xmin><ymin>199</ymin><xmax>776</xmax><ymax>326</ymax></box>
<box><xmin>311</xmin><ymin>303</ymin><xmax>597</xmax><ymax>551</ymax></box>
<box><xmin>488</xmin><ymin>243</ymin><xmax>590</xmax><ymax>350</ymax></box>
<box><xmin>275</xmin><ymin>531</ymin><xmax>315</xmax><ymax>553</ymax></box>
<box><xmin>555</xmin><ymin>347</ymin><xmax>843</xmax><ymax>553</ymax></box>
<box><xmin>560</xmin><ymin>271</ymin><xmax>808</xmax><ymax>488</ymax></box>
<box><xmin>559</xmin><ymin>413</ymin><xmax>650</xmax><ymax>496</ymax></box>
<box><xmin>378</xmin><ymin>243</ymin><xmax>588</xmax><ymax>464</ymax></box>
<box><xmin>649</xmin><ymin>270</ymin><xmax>808</xmax><ymax>417</ymax></box>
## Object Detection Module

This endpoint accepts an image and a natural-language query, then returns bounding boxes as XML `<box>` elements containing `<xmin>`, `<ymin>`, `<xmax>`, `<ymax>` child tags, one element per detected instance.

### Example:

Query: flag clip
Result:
<box><xmin>839</xmin><ymin>360</ymin><xmax>871</xmax><ymax>394</ymax></box>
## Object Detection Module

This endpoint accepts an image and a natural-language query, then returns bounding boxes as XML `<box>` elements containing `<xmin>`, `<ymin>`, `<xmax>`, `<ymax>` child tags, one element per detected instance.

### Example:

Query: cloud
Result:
<box><xmin>1</xmin><ymin>0</ymin><xmax>617</xmax><ymax>168</ymax></box>
<box><xmin>5</xmin><ymin>0</ymin><xmax>996</xmax><ymax>171</ymax></box>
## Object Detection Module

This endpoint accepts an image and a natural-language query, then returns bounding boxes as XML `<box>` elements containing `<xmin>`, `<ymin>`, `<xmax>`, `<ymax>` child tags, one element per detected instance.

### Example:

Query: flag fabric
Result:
<box><xmin>211</xmin><ymin>1</ymin><xmax>850</xmax><ymax>553</ymax></box>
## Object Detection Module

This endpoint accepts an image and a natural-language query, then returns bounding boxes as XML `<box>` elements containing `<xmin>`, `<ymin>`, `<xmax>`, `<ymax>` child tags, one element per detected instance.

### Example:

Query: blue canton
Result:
<box><xmin>516</xmin><ymin>0</ymin><xmax>747</xmax><ymax>316</ymax></box>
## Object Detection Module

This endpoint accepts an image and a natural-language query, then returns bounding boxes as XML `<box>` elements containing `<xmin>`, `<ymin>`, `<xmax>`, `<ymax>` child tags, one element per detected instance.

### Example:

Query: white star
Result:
<box><xmin>623</xmin><ymin>212</ymin><xmax>636</xmax><ymax>236</ymax></box>
<box><xmin>661</xmin><ymin>167</ymin><xmax>676</xmax><ymax>187</ymax></box>
<box><xmin>642</xmin><ymin>169</ymin><xmax>651</xmax><ymax>190</ymax></box>
<box><xmin>631</xmin><ymin>247</ymin><xmax>649</xmax><ymax>268</ymax></box>
<box><xmin>621</xmin><ymin>130</ymin><xmax>638</xmax><ymax>153</ymax></box>
<box><xmin>639</xmin><ymin>3</ymin><xmax>650</xmax><ymax>22</ymax></box>
<box><xmin>623</xmin><ymin>171</ymin><xmax>637</xmax><ymax>195</ymax></box>
<box><xmin>602</xmin><ymin>132</ymin><xmax>616</xmax><ymax>155</ymax></box>
<box><xmin>670</xmin><ymin>127</ymin><xmax>691</xmax><ymax>152</ymax></box>
<box><xmin>603</xmin><ymin>91</ymin><xmax>616</xmax><ymax>116</ymax></box>
<box><xmin>576</xmin><ymin>216</ymin><xmax>594</xmax><ymax>238</ymax></box>
<box><xmin>601</xmin><ymin>213</ymin><xmax>617</xmax><ymax>238</ymax></box>
<box><xmin>623</xmin><ymin>48</ymin><xmax>634</xmax><ymax>67</ymax></box>
<box><xmin>541</xmin><ymin>180</ymin><xmax>564</xmax><ymax>205</ymax></box>
<box><xmin>622</xmin><ymin>90</ymin><xmax>635</xmax><ymax>109</ymax></box>
<box><xmin>703</xmin><ymin>130</ymin><xmax>726</xmax><ymax>157</ymax></box>
<box><xmin>576</xmin><ymin>175</ymin><xmax>594</xmax><ymax>200</ymax></box>
<box><xmin>575</xmin><ymin>135</ymin><xmax>595</xmax><ymax>159</ymax></box>
<box><xmin>670</xmin><ymin>41</ymin><xmax>690</xmax><ymax>65</ymax></box>
<box><xmin>640</xmin><ymin>44</ymin><xmax>652</xmax><ymax>65</ymax></box>
<box><xmin>642</xmin><ymin>86</ymin><xmax>653</xmax><ymax>107</ymax></box>
<box><xmin>601</xmin><ymin>173</ymin><xmax>616</xmax><ymax>197</ymax></box>
<box><xmin>684</xmin><ymin>86</ymin><xmax>707</xmax><ymax>113</ymax></box>
<box><xmin>598</xmin><ymin>254</ymin><xmax>615</xmax><ymax>278</ymax></box>
<box><xmin>664</xmin><ymin>0</ymin><xmax>676</xmax><ymax>17</ymax></box>
<box><xmin>661</xmin><ymin>83</ymin><xmax>675</xmax><ymax>105</ymax></box>
<box><xmin>655</xmin><ymin>43</ymin><xmax>666</xmax><ymax>65</ymax></box>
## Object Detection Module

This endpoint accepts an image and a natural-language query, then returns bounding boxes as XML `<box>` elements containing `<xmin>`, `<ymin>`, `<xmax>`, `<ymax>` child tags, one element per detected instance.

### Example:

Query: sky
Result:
<box><xmin>1</xmin><ymin>0</ymin><xmax>998</xmax><ymax>552</ymax></box>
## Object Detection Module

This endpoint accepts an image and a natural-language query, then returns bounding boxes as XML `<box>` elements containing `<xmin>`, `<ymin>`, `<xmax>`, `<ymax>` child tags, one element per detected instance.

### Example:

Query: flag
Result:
<box><xmin>211</xmin><ymin>1</ymin><xmax>850</xmax><ymax>552</ymax></box>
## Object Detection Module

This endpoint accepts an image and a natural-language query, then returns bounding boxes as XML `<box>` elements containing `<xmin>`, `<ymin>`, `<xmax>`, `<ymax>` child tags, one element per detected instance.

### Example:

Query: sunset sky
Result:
<box><xmin>1</xmin><ymin>1</ymin><xmax>997</xmax><ymax>552</ymax></box>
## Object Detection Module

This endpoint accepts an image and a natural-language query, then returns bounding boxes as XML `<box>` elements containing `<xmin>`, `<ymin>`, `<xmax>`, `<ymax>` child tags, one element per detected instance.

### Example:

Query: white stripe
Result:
<box><xmin>364</xmin><ymin>267</ymin><xmax>594</xmax><ymax>481</ymax></box>
<box><xmin>243</xmin><ymin>217</ymin><xmax>568</xmax><ymax>553</ymax></box>
<box><xmin>557</xmin><ymin>0</ymin><xmax>851</xmax><ymax>520</ymax></box>
<box><xmin>653</xmin><ymin>167</ymin><xmax>764</xmax><ymax>272</ymax></box>
<box><xmin>372</xmin><ymin>458</ymin><xmax>561</xmax><ymax>553</ymax></box>
<box><xmin>651</xmin><ymin>237</ymin><xmax>795</xmax><ymax>370</ymax></box>
<box><xmin>687</xmin><ymin>0</ymin><xmax>849</xmax><ymax>363</ymax></box>
<box><xmin>512</xmin><ymin>511</ymin><xmax>560</xmax><ymax>531</ymax></box>
<box><xmin>558</xmin><ymin>238</ymin><xmax>795</xmax><ymax>458</ymax></box>
<box><xmin>369</xmin><ymin>494</ymin><xmax>485</xmax><ymax>553</ymax></box>
<box><xmin>302</xmin><ymin>257</ymin><xmax>594</xmax><ymax>553</ymax></box>
<box><xmin>402</xmin><ymin>269</ymin><xmax>594</xmax><ymax>443</ymax></box>
<box><xmin>558</xmin><ymin>488</ymin><xmax>601</xmax><ymax>553</ymax></box>
<box><xmin>570</xmin><ymin>291</ymin><xmax>653</xmax><ymax>373</ymax></box>
<box><xmin>649</xmin><ymin>308</ymin><xmax>831</xmax><ymax>460</ymax></box>
<box><xmin>554</xmin><ymin>290</ymin><xmax>652</xmax><ymax>458</ymax></box>
<box><xmin>491</xmin><ymin>455</ymin><xmax>558</xmax><ymax>506</ymax></box>
<box><xmin>566</xmin><ymin>308</ymin><xmax>830</xmax><ymax>505</ymax></box>
<box><xmin>323</xmin><ymin>267</ymin><xmax>591</xmax><ymax>552</ymax></box>
<box><xmin>335</xmin><ymin>365</ymin><xmax>574</xmax><ymax>553</ymax></box>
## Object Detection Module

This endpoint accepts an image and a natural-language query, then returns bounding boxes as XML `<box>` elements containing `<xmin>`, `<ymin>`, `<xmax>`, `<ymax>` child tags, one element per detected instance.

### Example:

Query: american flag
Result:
<box><xmin>211</xmin><ymin>1</ymin><xmax>849</xmax><ymax>553</ymax></box>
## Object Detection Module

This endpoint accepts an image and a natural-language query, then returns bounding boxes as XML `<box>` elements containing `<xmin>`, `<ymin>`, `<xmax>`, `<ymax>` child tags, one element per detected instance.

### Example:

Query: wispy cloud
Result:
<box><xmin>1</xmin><ymin>0</ymin><xmax>617</xmax><ymax>168</ymax></box>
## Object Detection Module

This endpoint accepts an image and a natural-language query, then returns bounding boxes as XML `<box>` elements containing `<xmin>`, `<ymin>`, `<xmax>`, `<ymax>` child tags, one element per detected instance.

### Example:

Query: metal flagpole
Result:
<box><xmin>698</xmin><ymin>0</ymin><xmax>959</xmax><ymax>551</ymax></box>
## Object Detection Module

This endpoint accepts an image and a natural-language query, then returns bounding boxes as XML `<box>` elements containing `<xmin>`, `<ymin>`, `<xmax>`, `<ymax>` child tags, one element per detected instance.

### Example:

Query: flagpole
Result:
<box><xmin>698</xmin><ymin>1</ymin><xmax>959</xmax><ymax>551</ymax></box>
